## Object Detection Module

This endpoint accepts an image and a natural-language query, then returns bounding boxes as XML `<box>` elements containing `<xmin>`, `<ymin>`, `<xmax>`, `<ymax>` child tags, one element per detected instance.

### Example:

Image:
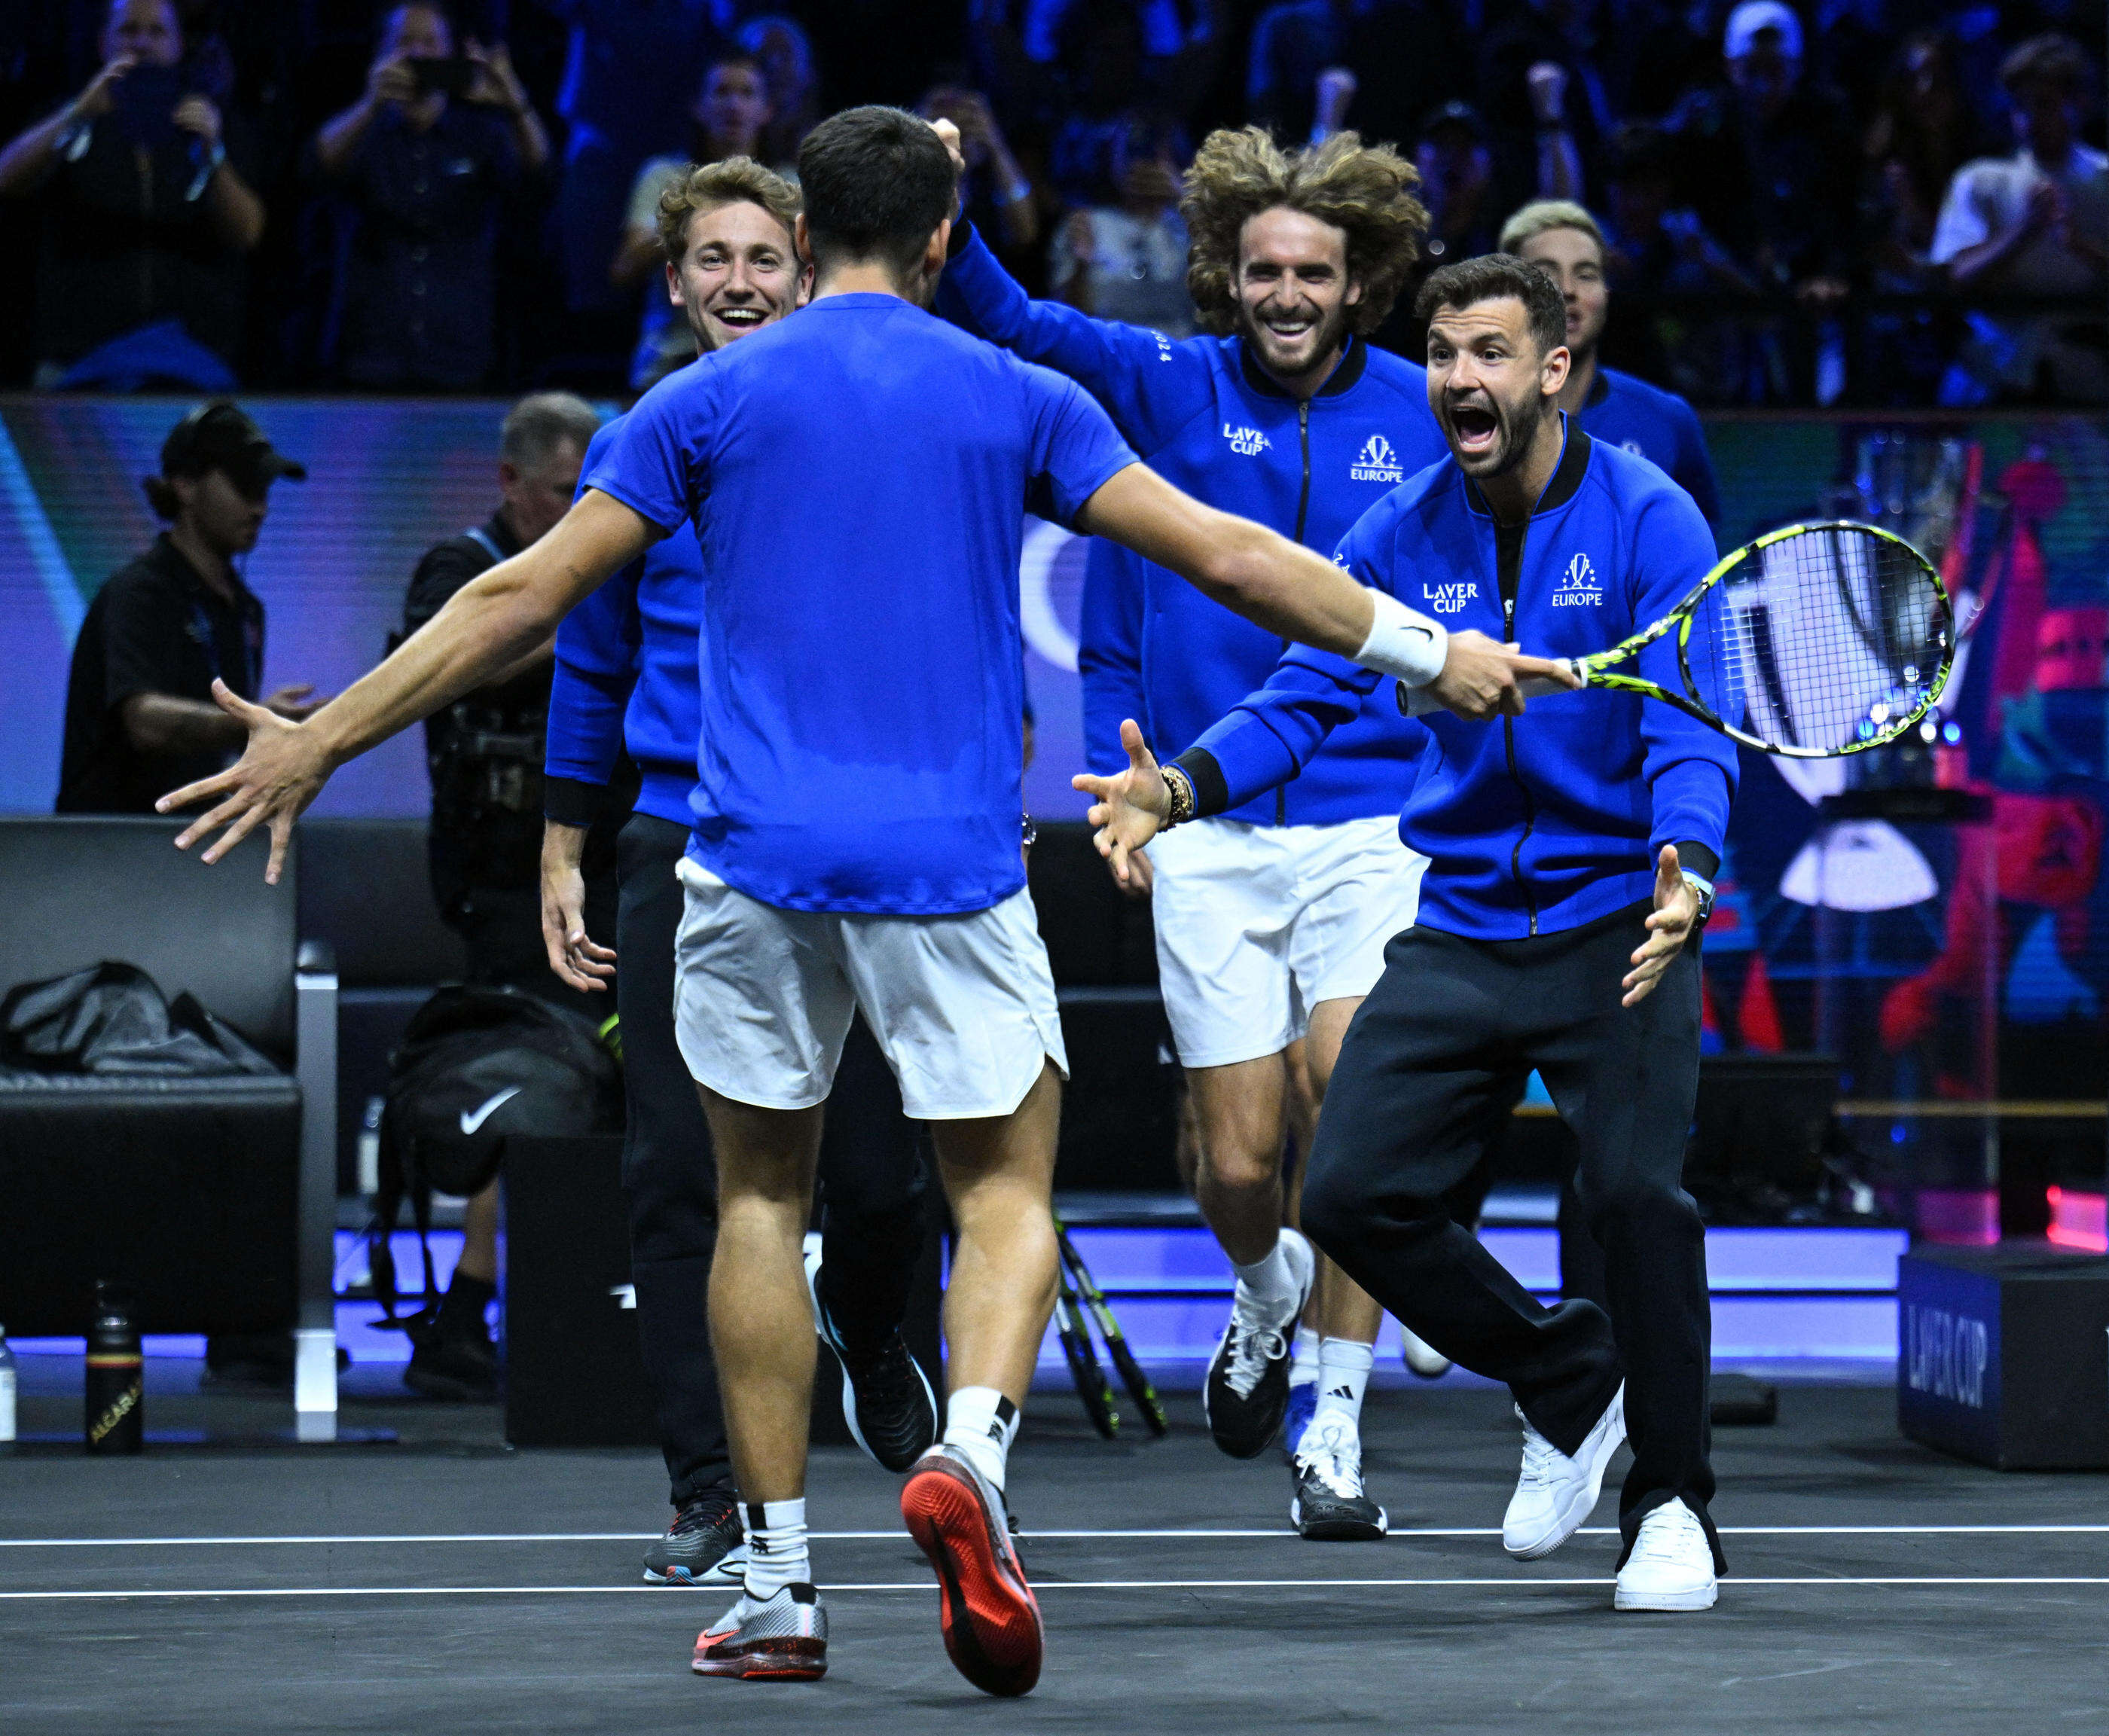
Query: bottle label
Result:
<box><xmin>88</xmin><ymin>1381</ymin><xmax>142</xmax><ymax>1446</ymax></box>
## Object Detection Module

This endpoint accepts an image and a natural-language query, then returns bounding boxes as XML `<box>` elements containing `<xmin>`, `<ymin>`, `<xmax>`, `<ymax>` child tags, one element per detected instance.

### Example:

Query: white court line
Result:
<box><xmin>3</xmin><ymin>1524</ymin><xmax>2107</xmax><ymax>1548</ymax></box>
<box><xmin>4</xmin><ymin>1577</ymin><xmax>2109</xmax><ymax>1602</ymax></box>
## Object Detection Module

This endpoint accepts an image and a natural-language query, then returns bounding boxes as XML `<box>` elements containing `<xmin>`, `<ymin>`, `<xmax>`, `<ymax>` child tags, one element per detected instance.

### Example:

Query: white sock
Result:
<box><xmin>1289</xmin><ymin>1328</ymin><xmax>1321</xmax><ymax>1390</ymax></box>
<box><xmin>1313</xmin><ymin>1338</ymin><xmax>1375</xmax><ymax>1429</ymax></box>
<box><xmin>942</xmin><ymin>1386</ymin><xmax>1020</xmax><ymax>1492</ymax></box>
<box><xmin>740</xmin><ymin>1497</ymin><xmax>810</xmax><ymax>1599</ymax></box>
<box><xmin>1231</xmin><ymin>1234</ymin><xmax>1297</xmax><ymax>1311</ymax></box>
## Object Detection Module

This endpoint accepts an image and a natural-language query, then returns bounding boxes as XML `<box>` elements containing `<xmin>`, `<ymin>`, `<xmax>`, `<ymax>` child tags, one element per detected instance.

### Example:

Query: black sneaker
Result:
<box><xmin>1204</xmin><ymin>1228</ymin><xmax>1314</xmax><ymax>1458</ymax></box>
<box><xmin>402</xmin><ymin>1318</ymin><xmax>498</xmax><ymax>1402</ymax></box>
<box><xmin>645</xmin><ymin>1489</ymin><xmax>747</xmax><ymax>1586</ymax></box>
<box><xmin>806</xmin><ymin>1241</ymin><xmax>938</xmax><ymax>1472</ymax></box>
<box><xmin>1290</xmin><ymin>1415</ymin><xmax>1389</xmax><ymax>1541</ymax></box>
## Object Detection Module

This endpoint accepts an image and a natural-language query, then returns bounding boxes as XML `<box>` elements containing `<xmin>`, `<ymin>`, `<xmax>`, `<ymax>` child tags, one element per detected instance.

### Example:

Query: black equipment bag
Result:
<box><xmin>0</xmin><ymin>960</ymin><xmax>278</xmax><ymax>1077</ymax></box>
<box><xmin>366</xmin><ymin>984</ymin><xmax>621</xmax><ymax>1329</ymax></box>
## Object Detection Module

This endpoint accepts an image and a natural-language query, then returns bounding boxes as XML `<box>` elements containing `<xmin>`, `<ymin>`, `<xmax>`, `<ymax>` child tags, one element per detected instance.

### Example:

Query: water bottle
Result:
<box><xmin>0</xmin><ymin>1324</ymin><xmax>16</xmax><ymax>1454</ymax></box>
<box><xmin>84</xmin><ymin>1282</ymin><xmax>143</xmax><ymax>1455</ymax></box>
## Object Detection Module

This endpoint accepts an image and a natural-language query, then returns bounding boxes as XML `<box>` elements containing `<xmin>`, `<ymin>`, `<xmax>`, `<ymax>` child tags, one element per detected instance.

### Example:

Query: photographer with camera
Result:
<box><xmin>0</xmin><ymin>0</ymin><xmax>266</xmax><ymax>388</ymax></box>
<box><xmin>312</xmin><ymin>2</ymin><xmax>550</xmax><ymax>390</ymax></box>
<box><xmin>398</xmin><ymin>389</ymin><xmax>625</xmax><ymax>1400</ymax></box>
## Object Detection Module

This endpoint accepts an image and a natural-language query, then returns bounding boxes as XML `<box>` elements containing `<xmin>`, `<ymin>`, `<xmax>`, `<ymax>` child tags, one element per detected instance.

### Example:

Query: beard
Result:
<box><xmin>1442</xmin><ymin>386</ymin><xmax>1542</xmax><ymax>476</ymax></box>
<box><xmin>1238</xmin><ymin>294</ymin><xmax>1353</xmax><ymax>379</ymax></box>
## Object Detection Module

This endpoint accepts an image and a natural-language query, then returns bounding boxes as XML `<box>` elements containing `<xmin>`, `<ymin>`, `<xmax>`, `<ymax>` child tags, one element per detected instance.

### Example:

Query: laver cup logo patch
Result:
<box><xmin>1423</xmin><ymin>582</ymin><xmax>1479</xmax><ymax>615</ymax></box>
<box><xmin>1222</xmin><ymin>422</ymin><xmax>1271</xmax><ymax>456</ymax></box>
<box><xmin>1553</xmin><ymin>553</ymin><xmax>1602</xmax><ymax>606</ymax></box>
<box><xmin>1350</xmin><ymin>434</ymin><xmax>1402</xmax><ymax>484</ymax></box>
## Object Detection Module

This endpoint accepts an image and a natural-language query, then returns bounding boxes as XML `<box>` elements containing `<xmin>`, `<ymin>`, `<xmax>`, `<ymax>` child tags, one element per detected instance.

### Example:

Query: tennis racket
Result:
<box><xmin>1054</xmin><ymin>1252</ymin><xmax>1120</xmax><ymax>1439</ymax></box>
<box><xmin>1057</xmin><ymin>1222</ymin><xmax>1169</xmax><ymax>1439</ymax></box>
<box><xmin>1402</xmin><ymin>520</ymin><xmax>1953</xmax><ymax>758</ymax></box>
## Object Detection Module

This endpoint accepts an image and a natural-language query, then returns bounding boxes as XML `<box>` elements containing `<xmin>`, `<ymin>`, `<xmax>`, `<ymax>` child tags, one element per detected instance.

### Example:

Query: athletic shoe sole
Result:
<box><xmin>1505</xmin><ymin>1392</ymin><xmax>1626</xmax><ymax>1562</ymax></box>
<box><xmin>1614</xmin><ymin>1579</ymin><xmax>1719</xmax><ymax>1612</ymax></box>
<box><xmin>645</xmin><ymin>1544</ymin><xmax>748</xmax><ymax>1587</ymax></box>
<box><xmin>1290</xmin><ymin>1495</ymin><xmax>1389</xmax><ymax>1542</ymax></box>
<box><xmin>901</xmin><ymin>1456</ymin><xmax>1042</xmax><ymax>1697</ymax></box>
<box><xmin>690</xmin><ymin>1637</ymin><xmax>827</xmax><ymax>1680</ymax></box>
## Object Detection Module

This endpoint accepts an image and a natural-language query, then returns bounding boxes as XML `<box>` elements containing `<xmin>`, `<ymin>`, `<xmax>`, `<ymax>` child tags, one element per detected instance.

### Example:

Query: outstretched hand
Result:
<box><xmin>1071</xmin><ymin>718</ymin><xmax>1169</xmax><ymax>891</ymax></box>
<box><xmin>155</xmin><ymin>678</ymin><xmax>335</xmax><ymax>884</ymax></box>
<box><xmin>1622</xmin><ymin>844</ymin><xmax>1698</xmax><ymax>1008</ymax></box>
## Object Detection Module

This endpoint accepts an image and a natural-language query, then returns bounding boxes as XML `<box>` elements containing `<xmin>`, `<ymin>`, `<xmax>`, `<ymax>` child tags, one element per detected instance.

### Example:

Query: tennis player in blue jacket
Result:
<box><xmin>935</xmin><ymin>121</ymin><xmax>1449</xmax><ymax>1536</ymax></box>
<box><xmin>1080</xmin><ymin>255</ymin><xmax>1738</xmax><ymax>1615</ymax></box>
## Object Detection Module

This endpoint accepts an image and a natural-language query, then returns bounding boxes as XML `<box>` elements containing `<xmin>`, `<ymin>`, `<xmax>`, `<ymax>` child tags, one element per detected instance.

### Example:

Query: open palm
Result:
<box><xmin>1071</xmin><ymin>719</ymin><xmax>1170</xmax><ymax>890</ymax></box>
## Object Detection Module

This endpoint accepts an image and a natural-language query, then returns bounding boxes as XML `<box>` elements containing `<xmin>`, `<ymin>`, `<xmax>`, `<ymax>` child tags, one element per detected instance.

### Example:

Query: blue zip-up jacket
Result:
<box><xmin>1578</xmin><ymin>365</ymin><xmax>1720</xmax><ymax>530</ymax></box>
<box><xmin>937</xmin><ymin>219</ymin><xmax>1449</xmax><ymax>826</ymax></box>
<box><xmin>543</xmin><ymin>415</ymin><xmax>701</xmax><ymax>828</ymax></box>
<box><xmin>1179</xmin><ymin>424</ymin><xmax>1738</xmax><ymax>941</ymax></box>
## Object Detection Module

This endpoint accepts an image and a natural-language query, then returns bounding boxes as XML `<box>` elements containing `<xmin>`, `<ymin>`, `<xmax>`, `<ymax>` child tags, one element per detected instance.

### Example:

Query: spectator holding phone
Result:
<box><xmin>311</xmin><ymin>2</ymin><xmax>549</xmax><ymax>390</ymax></box>
<box><xmin>0</xmin><ymin>0</ymin><xmax>266</xmax><ymax>389</ymax></box>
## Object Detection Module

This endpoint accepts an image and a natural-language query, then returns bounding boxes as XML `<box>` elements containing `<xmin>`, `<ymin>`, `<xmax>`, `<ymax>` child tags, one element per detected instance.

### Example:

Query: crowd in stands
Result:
<box><xmin>1</xmin><ymin>0</ymin><xmax>2101</xmax><ymax>405</ymax></box>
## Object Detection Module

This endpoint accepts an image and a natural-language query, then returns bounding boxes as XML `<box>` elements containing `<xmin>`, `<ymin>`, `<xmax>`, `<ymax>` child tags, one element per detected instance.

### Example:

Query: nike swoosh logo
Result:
<box><xmin>459</xmin><ymin>1086</ymin><xmax>522</xmax><ymax>1136</ymax></box>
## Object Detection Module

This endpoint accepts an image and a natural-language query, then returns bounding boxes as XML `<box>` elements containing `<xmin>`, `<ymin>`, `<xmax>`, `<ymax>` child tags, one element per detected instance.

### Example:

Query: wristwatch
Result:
<box><xmin>1680</xmin><ymin>870</ymin><xmax>1716</xmax><ymax>927</ymax></box>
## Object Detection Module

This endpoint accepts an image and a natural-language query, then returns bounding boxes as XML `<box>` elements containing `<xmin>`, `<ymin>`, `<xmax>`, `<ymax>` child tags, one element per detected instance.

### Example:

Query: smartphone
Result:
<box><xmin>105</xmin><ymin>63</ymin><xmax>187</xmax><ymax>147</ymax></box>
<box><xmin>408</xmin><ymin>56</ymin><xmax>475</xmax><ymax>98</ymax></box>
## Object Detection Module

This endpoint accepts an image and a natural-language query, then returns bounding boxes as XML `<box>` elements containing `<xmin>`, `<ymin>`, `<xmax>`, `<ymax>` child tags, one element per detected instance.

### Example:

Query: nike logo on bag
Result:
<box><xmin>459</xmin><ymin>1087</ymin><xmax>522</xmax><ymax>1135</ymax></box>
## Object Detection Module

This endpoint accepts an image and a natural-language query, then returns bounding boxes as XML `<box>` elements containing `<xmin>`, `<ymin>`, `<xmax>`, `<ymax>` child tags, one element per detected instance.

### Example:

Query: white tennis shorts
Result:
<box><xmin>1146</xmin><ymin>813</ymin><xmax>1427</xmax><ymax>1069</ymax></box>
<box><xmin>673</xmin><ymin>857</ymin><xmax>1069</xmax><ymax>1120</ymax></box>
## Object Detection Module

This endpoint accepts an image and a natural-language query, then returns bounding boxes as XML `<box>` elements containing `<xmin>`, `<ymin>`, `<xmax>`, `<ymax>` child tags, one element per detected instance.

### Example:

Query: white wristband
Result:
<box><xmin>1354</xmin><ymin>588</ymin><xmax>1448</xmax><ymax>688</ymax></box>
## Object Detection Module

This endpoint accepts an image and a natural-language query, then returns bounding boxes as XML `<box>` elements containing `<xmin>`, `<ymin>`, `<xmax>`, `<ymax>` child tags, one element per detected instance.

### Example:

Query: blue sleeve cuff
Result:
<box><xmin>1649</xmin><ymin>758</ymin><xmax>1733</xmax><ymax>866</ymax></box>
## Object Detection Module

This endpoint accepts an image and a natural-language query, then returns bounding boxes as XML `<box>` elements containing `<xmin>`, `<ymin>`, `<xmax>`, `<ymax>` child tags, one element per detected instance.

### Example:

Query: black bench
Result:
<box><xmin>0</xmin><ymin>816</ymin><xmax>342</xmax><ymax>1439</ymax></box>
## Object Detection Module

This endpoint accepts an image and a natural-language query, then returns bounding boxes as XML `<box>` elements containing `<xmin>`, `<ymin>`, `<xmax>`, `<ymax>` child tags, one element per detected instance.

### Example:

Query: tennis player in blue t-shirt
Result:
<box><xmin>160</xmin><ymin>107</ymin><xmax>1569</xmax><ymax>1695</ymax></box>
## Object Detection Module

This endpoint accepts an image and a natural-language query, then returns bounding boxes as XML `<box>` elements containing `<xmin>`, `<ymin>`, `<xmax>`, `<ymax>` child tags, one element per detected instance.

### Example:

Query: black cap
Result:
<box><xmin>159</xmin><ymin>401</ymin><xmax>307</xmax><ymax>496</ymax></box>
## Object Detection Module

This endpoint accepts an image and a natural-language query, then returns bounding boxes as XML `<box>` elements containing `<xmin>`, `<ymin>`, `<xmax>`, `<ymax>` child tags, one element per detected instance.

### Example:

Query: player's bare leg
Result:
<box><xmin>902</xmin><ymin>1060</ymin><xmax>1063</xmax><ymax>1696</ymax></box>
<box><xmin>1189</xmin><ymin>1051</ymin><xmax>1316</xmax><ymax>1456</ymax></box>
<box><xmin>691</xmin><ymin>1089</ymin><xmax>827</xmax><ymax>1680</ymax></box>
<box><xmin>1286</xmin><ymin>997</ymin><xmax>1391</xmax><ymax>1539</ymax></box>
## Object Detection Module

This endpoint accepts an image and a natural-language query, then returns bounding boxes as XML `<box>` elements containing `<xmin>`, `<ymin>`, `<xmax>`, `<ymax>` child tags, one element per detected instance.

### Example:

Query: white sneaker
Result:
<box><xmin>1614</xmin><ymin>1498</ymin><xmax>1718</xmax><ymax>1611</ymax></box>
<box><xmin>1502</xmin><ymin>1383</ymin><xmax>1625</xmax><ymax>1560</ymax></box>
<box><xmin>1399</xmin><ymin>1325</ymin><xmax>1452</xmax><ymax>1379</ymax></box>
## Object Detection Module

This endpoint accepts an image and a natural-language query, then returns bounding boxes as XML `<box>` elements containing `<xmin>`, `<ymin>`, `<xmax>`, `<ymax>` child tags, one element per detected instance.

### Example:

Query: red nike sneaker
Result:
<box><xmin>899</xmin><ymin>1445</ymin><xmax>1042</xmax><ymax>1696</ymax></box>
<box><xmin>690</xmin><ymin>1583</ymin><xmax>827</xmax><ymax>1681</ymax></box>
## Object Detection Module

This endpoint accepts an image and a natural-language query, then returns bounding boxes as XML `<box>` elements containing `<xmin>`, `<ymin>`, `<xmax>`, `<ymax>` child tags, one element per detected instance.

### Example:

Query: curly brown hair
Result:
<box><xmin>656</xmin><ymin>156</ymin><xmax>802</xmax><ymax>265</ymax></box>
<box><xmin>1181</xmin><ymin>127</ymin><xmax>1427</xmax><ymax>337</ymax></box>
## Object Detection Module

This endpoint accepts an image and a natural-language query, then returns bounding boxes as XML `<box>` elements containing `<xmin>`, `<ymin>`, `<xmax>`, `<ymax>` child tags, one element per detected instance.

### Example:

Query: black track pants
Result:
<box><xmin>1302</xmin><ymin>899</ymin><xmax>1722</xmax><ymax>1570</ymax></box>
<box><xmin>615</xmin><ymin>813</ymin><xmax>927</xmax><ymax>1505</ymax></box>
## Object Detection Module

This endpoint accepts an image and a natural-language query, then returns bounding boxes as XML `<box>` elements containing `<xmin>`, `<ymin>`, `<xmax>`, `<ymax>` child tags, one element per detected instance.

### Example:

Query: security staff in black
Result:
<box><xmin>402</xmin><ymin>392</ymin><xmax>630</xmax><ymax>1014</ymax></box>
<box><xmin>59</xmin><ymin>401</ymin><xmax>316</xmax><ymax>814</ymax></box>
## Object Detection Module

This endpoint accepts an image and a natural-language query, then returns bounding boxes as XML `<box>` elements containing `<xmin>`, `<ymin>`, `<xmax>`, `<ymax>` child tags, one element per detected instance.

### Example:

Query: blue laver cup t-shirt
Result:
<box><xmin>585</xmin><ymin>291</ymin><xmax>1138</xmax><ymax>917</ymax></box>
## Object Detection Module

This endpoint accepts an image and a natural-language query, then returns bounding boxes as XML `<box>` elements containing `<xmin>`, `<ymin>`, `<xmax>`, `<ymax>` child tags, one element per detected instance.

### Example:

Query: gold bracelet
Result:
<box><xmin>1160</xmin><ymin>764</ymin><xmax>1195</xmax><ymax>828</ymax></box>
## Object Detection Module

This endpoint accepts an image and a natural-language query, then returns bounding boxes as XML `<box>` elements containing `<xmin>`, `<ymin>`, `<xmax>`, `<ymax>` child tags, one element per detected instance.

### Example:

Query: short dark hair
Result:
<box><xmin>1414</xmin><ymin>253</ymin><xmax>1567</xmax><ymax>356</ymax></box>
<box><xmin>797</xmin><ymin>105</ymin><xmax>956</xmax><ymax>276</ymax></box>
